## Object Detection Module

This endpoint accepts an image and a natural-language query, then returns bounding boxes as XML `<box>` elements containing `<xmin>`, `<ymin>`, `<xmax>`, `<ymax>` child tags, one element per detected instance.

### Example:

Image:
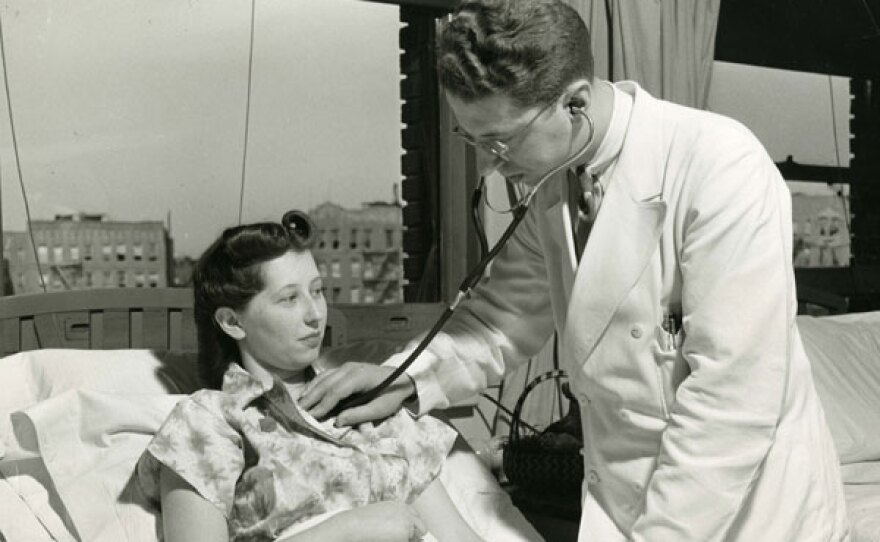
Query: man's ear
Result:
<box><xmin>215</xmin><ymin>307</ymin><xmax>246</xmax><ymax>340</ymax></box>
<box><xmin>564</xmin><ymin>79</ymin><xmax>593</xmax><ymax>116</ymax></box>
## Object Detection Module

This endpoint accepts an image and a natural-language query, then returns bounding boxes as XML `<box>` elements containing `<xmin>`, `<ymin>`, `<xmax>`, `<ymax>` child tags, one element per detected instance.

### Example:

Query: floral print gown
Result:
<box><xmin>137</xmin><ymin>363</ymin><xmax>457</xmax><ymax>541</ymax></box>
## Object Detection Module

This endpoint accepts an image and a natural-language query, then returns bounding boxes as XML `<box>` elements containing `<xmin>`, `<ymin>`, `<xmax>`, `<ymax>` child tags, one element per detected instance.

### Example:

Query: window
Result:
<box><xmin>318</xmin><ymin>262</ymin><xmax>327</xmax><ymax>277</ymax></box>
<box><xmin>331</xmin><ymin>260</ymin><xmax>341</xmax><ymax>278</ymax></box>
<box><xmin>117</xmin><ymin>270</ymin><xmax>127</xmax><ymax>287</ymax></box>
<box><xmin>350</xmin><ymin>229</ymin><xmax>358</xmax><ymax>249</ymax></box>
<box><xmin>351</xmin><ymin>260</ymin><xmax>361</xmax><ymax>277</ymax></box>
<box><xmin>363</xmin><ymin>260</ymin><xmax>374</xmax><ymax>279</ymax></box>
<box><xmin>70</xmin><ymin>246</ymin><xmax>80</xmax><ymax>261</ymax></box>
<box><xmin>53</xmin><ymin>246</ymin><xmax>64</xmax><ymax>262</ymax></box>
<box><xmin>149</xmin><ymin>272</ymin><xmax>159</xmax><ymax>288</ymax></box>
<box><xmin>363</xmin><ymin>290</ymin><xmax>375</xmax><ymax>303</ymax></box>
<box><xmin>38</xmin><ymin>245</ymin><xmax>48</xmax><ymax>263</ymax></box>
<box><xmin>350</xmin><ymin>287</ymin><xmax>360</xmax><ymax>303</ymax></box>
<box><xmin>363</xmin><ymin>229</ymin><xmax>372</xmax><ymax>249</ymax></box>
<box><xmin>332</xmin><ymin>287</ymin><xmax>342</xmax><ymax>303</ymax></box>
<box><xmin>135</xmin><ymin>272</ymin><xmax>146</xmax><ymax>287</ymax></box>
<box><xmin>385</xmin><ymin>229</ymin><xmax>395</xmax><ymax>248</ymax></box>
<box><xmin>0</xmin><ymin>0</ymin><xmax>403</xmax><ymax>298</ymax></box>
<box><xmin>707</xmin><ymin>62</ymin><xmax>852</xmax><ymax>271</ymax></box>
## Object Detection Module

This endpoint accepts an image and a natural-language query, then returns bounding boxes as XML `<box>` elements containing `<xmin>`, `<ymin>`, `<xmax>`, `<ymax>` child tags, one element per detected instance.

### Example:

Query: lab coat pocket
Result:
<box><xmin>652</xmin><ymin>326</ymin><xmax>687</xmax><ymax>418</ymax></box>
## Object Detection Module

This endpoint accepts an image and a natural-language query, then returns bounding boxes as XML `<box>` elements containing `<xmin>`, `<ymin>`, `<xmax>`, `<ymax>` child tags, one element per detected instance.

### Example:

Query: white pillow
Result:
<box><xmin>0</xmin><ymin>349</ymin><xmax>198</xmax><ymax>542</ymax></box>
<box><xmin>797</xmin><ymin>312</ymin><xmax>880</xmax><ymax>464</ymax></box>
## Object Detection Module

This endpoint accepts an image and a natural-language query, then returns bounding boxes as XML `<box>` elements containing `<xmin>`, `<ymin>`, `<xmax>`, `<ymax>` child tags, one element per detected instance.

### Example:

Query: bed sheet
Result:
<box><xmin>846</xmin><ymin>483</ymin><xmax>880</xmax><ymax>542</ymax></box>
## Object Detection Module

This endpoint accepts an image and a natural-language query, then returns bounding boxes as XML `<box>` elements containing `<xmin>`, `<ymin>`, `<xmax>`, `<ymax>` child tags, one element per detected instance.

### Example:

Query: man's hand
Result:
<box><xmin>300</xmin><ymin>362</ymin><xmax>415</xmax><ymax>426</ymax></box>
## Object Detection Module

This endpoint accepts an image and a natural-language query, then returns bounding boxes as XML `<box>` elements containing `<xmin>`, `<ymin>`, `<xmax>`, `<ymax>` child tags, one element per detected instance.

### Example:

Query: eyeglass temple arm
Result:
<box><xmin>325</xmin><ymin>201</ymin><xmax>529</xmax><ymax>418</ymax></box>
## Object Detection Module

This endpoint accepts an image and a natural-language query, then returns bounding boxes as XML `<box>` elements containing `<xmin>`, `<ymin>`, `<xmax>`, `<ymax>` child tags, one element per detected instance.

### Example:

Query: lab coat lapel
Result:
<box><xmin>562</xmin><ymin>83</ymin><xmax>667</xmax><ymax>362</ymax></box>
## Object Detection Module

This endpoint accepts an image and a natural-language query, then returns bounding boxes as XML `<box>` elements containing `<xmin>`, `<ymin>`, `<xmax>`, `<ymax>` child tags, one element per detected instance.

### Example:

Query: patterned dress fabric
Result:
<box><xmin>136</xmin><ymin>363</ymin><xmax>458</xmax><ymax>541</ymax></box>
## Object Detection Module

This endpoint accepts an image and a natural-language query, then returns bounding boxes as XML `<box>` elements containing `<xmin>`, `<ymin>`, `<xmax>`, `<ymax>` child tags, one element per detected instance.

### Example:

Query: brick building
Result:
<box><xmin>2</xmin><ymin>213</ymin><xmax>173</xmax><ymax>294</ymax></box>
<box><xmin>310</xmin><ymin>201</ymin><xmax>404</xmax><ymax>304</ymax></box>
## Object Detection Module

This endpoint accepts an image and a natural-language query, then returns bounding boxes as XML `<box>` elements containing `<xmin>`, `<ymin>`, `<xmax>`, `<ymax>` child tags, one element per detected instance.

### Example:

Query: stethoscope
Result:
<box><xmin>327</xmin><ymin>107</ymin><xmax>594</xmax><ymax>417</ymax></box>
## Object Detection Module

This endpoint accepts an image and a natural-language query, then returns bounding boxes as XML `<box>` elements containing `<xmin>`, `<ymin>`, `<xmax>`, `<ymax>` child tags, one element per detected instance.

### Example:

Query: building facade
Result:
<box><xmin>310</xmin><ymin>202</ymin><xmax>404</xmax><ymax>304</ymax></box>
<box><xmin>2</xmin><ymin>213</ymin><xmax>173</xmax><ymax>295</ymax></box>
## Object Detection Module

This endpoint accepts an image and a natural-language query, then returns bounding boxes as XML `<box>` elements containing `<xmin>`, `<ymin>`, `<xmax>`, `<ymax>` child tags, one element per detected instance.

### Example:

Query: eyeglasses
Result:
<box><xmin>452</xmin><ymin>98</ymin><xmax>557</xmax><ymax>162</ymax></box>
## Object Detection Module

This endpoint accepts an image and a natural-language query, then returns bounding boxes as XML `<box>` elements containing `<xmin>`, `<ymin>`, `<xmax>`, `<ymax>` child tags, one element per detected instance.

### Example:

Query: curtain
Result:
<box><xmin>568</xmin><ymin>0</ymin><xmax>721</xmax><ymax>109</ymax></box>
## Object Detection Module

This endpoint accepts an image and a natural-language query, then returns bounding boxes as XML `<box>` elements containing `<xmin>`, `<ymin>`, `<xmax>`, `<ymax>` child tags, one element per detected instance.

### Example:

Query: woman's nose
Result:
<box><xmin>303</xmin><ymin>298</ymin><xmax>325</xmax><ymax>326</ymax></box>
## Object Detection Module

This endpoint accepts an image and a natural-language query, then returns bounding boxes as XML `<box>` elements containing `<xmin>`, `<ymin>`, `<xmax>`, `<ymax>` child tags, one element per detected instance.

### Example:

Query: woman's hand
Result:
<box><xmin>299</xmin><ymin>362</ymin><xmax>415</xmax><ymax>426</ymax></box>
<box><xmin>283</xmin><ymin>501</ymin><xmax>427</xmax><ymax>542</ymax></box>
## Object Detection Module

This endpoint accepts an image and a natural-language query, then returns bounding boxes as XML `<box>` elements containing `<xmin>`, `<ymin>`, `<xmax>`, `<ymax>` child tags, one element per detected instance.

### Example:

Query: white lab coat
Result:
<box><xmin>390</xmin><ymin>82</ymin><xmax>849</xmax><ymax>541</ymax></box>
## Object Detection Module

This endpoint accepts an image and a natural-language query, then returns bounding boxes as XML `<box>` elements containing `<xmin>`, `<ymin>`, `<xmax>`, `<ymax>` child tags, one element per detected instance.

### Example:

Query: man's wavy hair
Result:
<box><xmin>437</xmin><ymin>0</ymin><xmax>594</xmax><ymax>107</ymax></box>
<box><xmin>192</xmin><ymin>211</ymin><xmax>317</xmax><ymax>390</ymax></box>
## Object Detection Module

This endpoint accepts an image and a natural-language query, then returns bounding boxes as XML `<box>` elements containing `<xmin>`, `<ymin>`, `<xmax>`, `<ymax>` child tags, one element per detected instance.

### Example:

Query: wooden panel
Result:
<box><xmin>180</xmin><ymin>309</ymin><xmax>197</xmax><ymax>351</ymax></box>
<box><xmin>130</xmin><ymin>310</ymin><xmax>144</xmax><ymax>348</ymax></box>
<box><xmin>89</xmin><ymin>311</ymin><xmax>104</xmax><ymax>349</ymax></box>
<box><xmin>142</xmin><ymin>308</ymin><xmax>169</xmax><ymax>349</ymax></box>
<box><xmin>33</xmin><ymin>314</ymin><xmax>62</xmax><ymax>348</ymax></box>
<box><xmin>335</xmin><ymin>303</ymin><xmax>445</xmax><ymax>344</ymax></box>
<box><xmin>20</xmin><ymin>318</ymin><xmax>39</xmax><ymax>351</ymax></box>
<box><xmin>59</xmin><ymin>311</ymin><xmax>90</xmax><ymax>349</ymax></box>
<box><xmin>169</xmin><ymin>310</ymin><xmax>183</xmax><ymax>351</ymax></box>
<box><xmin>1</xmin><ymin>318</ymin><xmax>19</xmax><ymax>356</ymax></box>
<box><xmin>102</xmin><ymin>309</ymin><xmax>130</xmax><ymax>349</ymax></box>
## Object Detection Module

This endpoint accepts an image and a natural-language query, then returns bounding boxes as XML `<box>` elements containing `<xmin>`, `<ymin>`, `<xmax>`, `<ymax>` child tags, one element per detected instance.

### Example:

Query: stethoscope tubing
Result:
<box><xmin>326</xmin><ymin>110</ymin><xmax>592</xmax><ymax>418</ymax></box>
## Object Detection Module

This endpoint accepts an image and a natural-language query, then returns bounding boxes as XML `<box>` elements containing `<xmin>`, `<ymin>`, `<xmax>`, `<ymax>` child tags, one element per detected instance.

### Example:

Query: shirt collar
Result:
<box><xmin>222</xmin><ymin>362</ymin><xmax>273</xmax><ymax>398</ymax></box>
<box><xmin>220</xmin><ymin>362</ymin><xmax>352</xmax><ymax>445</ymax></box>
<box><xmin>585</xmin><ymin>82</ymin><xmax>635</xmax><ymax>186</ymax></box>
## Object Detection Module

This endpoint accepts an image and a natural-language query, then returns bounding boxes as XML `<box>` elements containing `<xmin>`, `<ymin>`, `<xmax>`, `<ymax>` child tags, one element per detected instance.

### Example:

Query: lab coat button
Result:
<box><xmin>587</xmin><ymin>470</ymin><xmax>600</xmax><ymax>484</ymax></box>
<box><xmin>630</xmin><ymin>326</ymin><xmax>643</xmax><ymax>339</ymax></box>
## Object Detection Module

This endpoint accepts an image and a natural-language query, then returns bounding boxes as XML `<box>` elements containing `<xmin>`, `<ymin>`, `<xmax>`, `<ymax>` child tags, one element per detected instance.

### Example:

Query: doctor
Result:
<box><xmin>301</xmin><ymin>0</ymin><xmax>850</xmax><ymax>539</ymax></box>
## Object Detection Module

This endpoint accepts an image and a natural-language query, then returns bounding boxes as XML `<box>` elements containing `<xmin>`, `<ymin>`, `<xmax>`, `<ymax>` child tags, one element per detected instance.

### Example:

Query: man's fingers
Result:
<box><xmin>335</xmin><ymin>397</ymin><xmax>392</xmax><ymax>427</ymax></box>
<box><xmin>335</xmin><ymin>388</ymin><xmax>407</xmax><ymax>427</ymax></box>
<box><xmin>300</xmin><ymin>364</ymin><xmax>356</xmax><ymax>409</ymax></box>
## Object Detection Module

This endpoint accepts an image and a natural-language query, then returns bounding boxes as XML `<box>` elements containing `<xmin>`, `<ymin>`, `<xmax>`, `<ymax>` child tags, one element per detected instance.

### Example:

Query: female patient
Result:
<box><xmin>136</xmin><ymin>211</ymin><xmax>482</xmax><ymax>542</ymax></box>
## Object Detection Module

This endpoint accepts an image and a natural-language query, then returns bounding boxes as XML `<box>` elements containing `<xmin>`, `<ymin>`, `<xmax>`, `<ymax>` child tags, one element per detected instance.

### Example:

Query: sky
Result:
<box><xmin>0</xmin><ymin>0</ymin><xmax>852</xmax><ymax>257</ymax></box>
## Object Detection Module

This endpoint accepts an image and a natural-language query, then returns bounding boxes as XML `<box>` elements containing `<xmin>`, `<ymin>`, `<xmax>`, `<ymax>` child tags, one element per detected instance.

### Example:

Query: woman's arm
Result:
<box><xmin>159</xmin><ymin>464</ymin><xmax>228</xmax><ymax>542</ymax></box>
<box><xmin>280</xmin><ymin>502</ymin><xmax>427</xmax><ymax>542</ymax></box>
<box><xmin>161</xmin><ymin>462</ymin><xmax>426</xmax><ymax>542</ymax></box>
<box><xmin>411</xmin><ymin>477</ymin><xmax>484</xmax><ymax>542</ymax></box>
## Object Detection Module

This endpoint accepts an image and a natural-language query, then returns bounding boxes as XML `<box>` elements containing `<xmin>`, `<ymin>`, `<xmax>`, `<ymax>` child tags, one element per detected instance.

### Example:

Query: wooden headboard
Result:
<box><xmin>0</xmin><ymin>288</ymin><xmax>446</xmax><ymax>357</ymax></box>
<box><xmin>0</xmin><ymin>288</ymin><xmax>349</xmax><ymax>356</ymax></box>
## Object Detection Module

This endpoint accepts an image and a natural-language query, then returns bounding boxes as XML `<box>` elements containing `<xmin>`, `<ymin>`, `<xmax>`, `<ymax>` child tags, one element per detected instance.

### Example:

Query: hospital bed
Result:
<box><xmin>1</xmin><ymin>288</ymin><xmax>879</xmax><ymax>541</ymax></box>
<box><xmin>0</xmin><ymin>288</ymin><xmax>540</xmax><ymax>542</ymax></box>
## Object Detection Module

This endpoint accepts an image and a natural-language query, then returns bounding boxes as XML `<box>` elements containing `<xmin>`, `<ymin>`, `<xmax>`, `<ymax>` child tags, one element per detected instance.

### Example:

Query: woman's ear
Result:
<box><xmin>215</xmin><ymin>307</ymin><xmax>246</xmax><ymax>340</ymax></box>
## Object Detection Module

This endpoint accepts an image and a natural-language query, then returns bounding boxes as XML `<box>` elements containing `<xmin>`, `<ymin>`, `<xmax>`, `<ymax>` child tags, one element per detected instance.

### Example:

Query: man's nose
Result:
<box><xmin>476</xmin><ymin>150</ymin><xmax>504</xmax><ymax>177</ymax></box>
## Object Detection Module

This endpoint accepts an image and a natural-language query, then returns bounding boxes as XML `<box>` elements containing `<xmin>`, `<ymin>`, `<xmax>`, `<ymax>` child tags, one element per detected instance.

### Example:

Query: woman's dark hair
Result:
<box><xmin>193</xmin><ymin>210</ymin><xmax>317</xmax><ymax>389</ymax></box>
<box><xmin>436</xmin><ymin>0</ymin><xmax>593</xmax><ymax>107</ymax></box>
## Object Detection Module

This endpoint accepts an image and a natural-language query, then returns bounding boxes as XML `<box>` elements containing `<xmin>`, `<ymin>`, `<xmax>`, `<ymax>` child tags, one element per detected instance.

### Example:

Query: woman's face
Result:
<box><xmin>234</xmin><ymin>250</ymin><xmax>326</xmax><ymax>380</ymax></box>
